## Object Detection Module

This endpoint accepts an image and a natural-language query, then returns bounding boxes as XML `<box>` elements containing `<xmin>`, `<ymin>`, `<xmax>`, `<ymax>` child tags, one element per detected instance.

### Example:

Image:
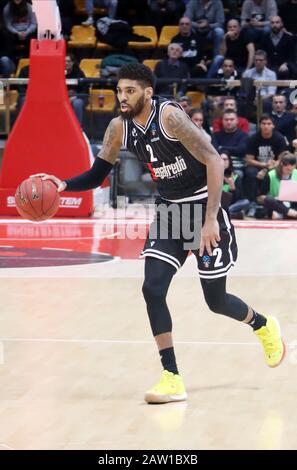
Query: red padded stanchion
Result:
<box><xmin>0</xmin><ymin>39</ymin><xmax>93</xmax><ymax>217</ymax></box>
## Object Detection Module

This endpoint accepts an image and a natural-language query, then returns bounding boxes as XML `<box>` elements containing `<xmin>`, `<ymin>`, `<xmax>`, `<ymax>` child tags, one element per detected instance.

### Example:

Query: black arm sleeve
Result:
<box><xmin>64</xmin><ymin>157</ymin><xmax>114</xmax><ymax>192</ymax></box>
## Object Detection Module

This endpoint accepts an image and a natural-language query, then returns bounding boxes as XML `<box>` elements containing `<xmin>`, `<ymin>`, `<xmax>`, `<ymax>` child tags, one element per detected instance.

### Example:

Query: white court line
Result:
<box><xmin>0</xmin><ymin>219</ymin><xmax>106</xmax><ymax>224</ymax></box>
<box><xmin>0</xmin><ymin>237</ymin><xmax>104</xmax><ymax>241</ymax></box>
<box><xmin>0</xmin><ymin>219</ymin><xmax>150</xmax><ymax>224</ymax></box>
<box><xmin>0</xmin><ymin>221</ymin><xmax>150</xmax><ymax>227</ymax></box>
<box><xmin>42</xmin><ymin>247</ymin><xmax>73</xmax><ymax>251</ymax></box>
<box><xmin>0</xmin><ymin>257</ymin><xmax>112</xmax><ymax>261</ymax></box>
<box><xmin>0</xmin><ymin>337</ymin><xmax>258</xmax><ymax>346</ymax></box>
<box><xmin>0</xmin><ymin>231</ymin><xmax>121</xmax><ymax>242</ymax></box>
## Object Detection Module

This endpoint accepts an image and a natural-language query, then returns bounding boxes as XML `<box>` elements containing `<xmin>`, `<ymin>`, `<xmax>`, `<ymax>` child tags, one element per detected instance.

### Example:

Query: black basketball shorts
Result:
<box><xmin>140</xmin><ymin>198</ymin><xmax>238</xmax><ymax>279</ymax></box>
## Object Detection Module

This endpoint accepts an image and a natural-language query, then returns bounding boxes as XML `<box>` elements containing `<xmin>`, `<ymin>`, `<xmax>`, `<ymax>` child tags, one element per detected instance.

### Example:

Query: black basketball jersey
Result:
<box><xmin>122</xmin><ymin>96</ymin><xmax>207</xmax><ymax>201</ymax></box>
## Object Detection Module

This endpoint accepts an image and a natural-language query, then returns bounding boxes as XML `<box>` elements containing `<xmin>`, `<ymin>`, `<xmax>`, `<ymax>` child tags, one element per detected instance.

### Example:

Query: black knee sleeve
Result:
<box><xmin>142</xmin><ymin>258</ymin><xmax>176</xmax><ymax>336</ymax></box>
<box><xmin>201</xmin><ymin>277</ymin><xmax>248</xmax><ymax>321</ymax></box>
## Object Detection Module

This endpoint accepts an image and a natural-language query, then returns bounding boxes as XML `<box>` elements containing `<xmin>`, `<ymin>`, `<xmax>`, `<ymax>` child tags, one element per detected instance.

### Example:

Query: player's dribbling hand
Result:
<box><xmin>199</xmin><ymin>218</ymin><xmax>221</xmax><ymax>257</ymax></box>
<box><xmin>30</xmin><ymin>173</ymin><xmax>66</xmax><ymax>192</ymax></box>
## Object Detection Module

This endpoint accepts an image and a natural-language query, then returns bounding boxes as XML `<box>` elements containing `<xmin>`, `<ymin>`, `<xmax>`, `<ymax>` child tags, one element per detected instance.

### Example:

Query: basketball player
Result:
<box><xmin>34</xmin><ymin>64</ymin><xmax>285</xmax><ymax>404</ymax></box>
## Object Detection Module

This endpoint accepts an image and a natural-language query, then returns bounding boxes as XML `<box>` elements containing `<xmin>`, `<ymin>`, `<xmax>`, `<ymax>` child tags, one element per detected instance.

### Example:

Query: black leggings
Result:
<box><xmin>142</xmin><ymin>257</ymin><xmax>249</xmax><ymax>336</ymax></box>
<box><xmin>264</xmin><ymin>196</ymin><xmax>290</xmax><ymax>217</ymax></box>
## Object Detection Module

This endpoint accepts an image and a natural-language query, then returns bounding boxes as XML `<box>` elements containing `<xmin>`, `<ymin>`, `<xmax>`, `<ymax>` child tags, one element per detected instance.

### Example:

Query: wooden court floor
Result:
<box><xmin>0</xmin><ymin>215</ymin><xmax>297</xmax><ymax>450</ymax></box>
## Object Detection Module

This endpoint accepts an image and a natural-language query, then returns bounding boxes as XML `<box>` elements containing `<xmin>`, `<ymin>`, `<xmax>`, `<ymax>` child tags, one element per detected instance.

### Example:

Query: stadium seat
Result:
<box><xmin>186</xmin><ymin>91</ymin><xmax>205</xmax><ymax>108</ymax></box>
<box><xmin>15</xmin><ymin>58</ymin><xmax>30</xmax><ymax>78</ymax></box>
<box><xmin>128</xmin><ymin>26</ymin><xmax>158</xmax><ymax>49</ymax></box>
<box><xmin>79</xmin><ymin>59</ymin><xmax>102</xmax><ymax>77</ymax></box>
<box><xmin>68</xmin><ymin>25</ymin><xmax>96</xmax><ymax>48</ymax></box>
<box><xmin>158</xmin><ymin>26</ymin><xmax>179</xmax><ymax>48</ymax></box>
<box><xmin>86</xmin><ymin>89</ymin><xmax>116</xmax><ymax>112</ymax></box>
<box><xmin>142</xmin><ymin>59</ymin><xmax>160</xmax><ymax>72</ymax></box>
<box><xmin>96</xmin><ymin>41</ymin><xmax>115</xmax><ymax>51</ymax></box>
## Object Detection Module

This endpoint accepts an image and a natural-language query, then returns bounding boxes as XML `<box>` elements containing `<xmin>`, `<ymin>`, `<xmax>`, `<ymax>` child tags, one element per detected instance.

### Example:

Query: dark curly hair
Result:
<box><xmin>118</xmin><ymin>63</ymin><xmax>155</xmax><ymax>89</ymax></box>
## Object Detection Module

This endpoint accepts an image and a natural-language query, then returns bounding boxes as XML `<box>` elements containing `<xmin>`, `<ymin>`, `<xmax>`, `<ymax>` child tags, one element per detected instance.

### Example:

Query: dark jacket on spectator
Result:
<box><xmin>212</xmin><ymin>128</ymin><xmax>249</xmax><ymax>170</ymax></box>
<box><xmin>185</xmin><ymin>0</ymin><xmax>225</xmax><ymax>29</ymax></box>
<box><xmin>260</xmin><ymin>31</ymin><xmax>296</xmax><ymax>71</ymax></box>
<box><xmin>154</xmin><ymin>59</ymin><xmax>190</xmax><ymax>96</ymax></box>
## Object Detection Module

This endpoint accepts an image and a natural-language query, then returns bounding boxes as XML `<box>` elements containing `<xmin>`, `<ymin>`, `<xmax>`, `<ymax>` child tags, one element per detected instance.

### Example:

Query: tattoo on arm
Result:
<box><xmin>98</xmin><ymin>118</ymin><xmax>122</xmax><ymax>164</ymax></box>
<box><xmin>166</xmin><ymin>108</ymin><xmax>218</xmax><ymax>164</ymax></box>
<box><xmin>166</xmin><ymin>107</ymin><xmax>223</xmax><ymax>219</ymax></box>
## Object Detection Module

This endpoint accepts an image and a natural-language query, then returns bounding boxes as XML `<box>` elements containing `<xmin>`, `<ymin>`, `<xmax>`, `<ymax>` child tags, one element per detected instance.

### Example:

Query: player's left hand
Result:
<box><xmin>199</xmin><ymin>218</ymin><xmax>220</xmax><ymax>257</ymax></box>
<box><xmin>30</xmin><ymin>173</ymin><xmax>66</xmax><ymax>192</ymax></box>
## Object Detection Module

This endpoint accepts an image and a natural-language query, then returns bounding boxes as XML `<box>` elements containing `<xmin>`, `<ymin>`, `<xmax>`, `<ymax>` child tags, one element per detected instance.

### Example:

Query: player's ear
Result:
<box><xmin>145</xmin><ymin>87</ymin><xmax>154</xmax><ymax>100</ymax></box>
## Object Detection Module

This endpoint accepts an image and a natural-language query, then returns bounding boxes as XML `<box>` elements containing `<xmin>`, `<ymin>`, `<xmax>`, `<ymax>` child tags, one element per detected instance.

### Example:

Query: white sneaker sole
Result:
<box><xmin>144</xmin><ymin>392</ymin><xmax>188</xmax><ymax>404</ymax></box>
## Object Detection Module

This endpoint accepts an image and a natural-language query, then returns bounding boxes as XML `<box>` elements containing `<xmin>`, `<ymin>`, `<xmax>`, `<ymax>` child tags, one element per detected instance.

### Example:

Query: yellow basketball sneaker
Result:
<box><xmin>144</xmin><ymin>370</ymin><xmax>187</xmax><ymax>404</ymax></box>
<box><xmin>254</xmin><ymin>316</ymin><xmax>285</xmax><ymax>367</ymax></box>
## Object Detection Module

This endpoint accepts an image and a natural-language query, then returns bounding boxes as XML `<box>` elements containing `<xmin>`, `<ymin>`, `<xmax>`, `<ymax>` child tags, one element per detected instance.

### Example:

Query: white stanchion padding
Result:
<box><xmin>32</xmin><ymin>0</ymin><xmax>62</xmax><ymax>39</ymax></box>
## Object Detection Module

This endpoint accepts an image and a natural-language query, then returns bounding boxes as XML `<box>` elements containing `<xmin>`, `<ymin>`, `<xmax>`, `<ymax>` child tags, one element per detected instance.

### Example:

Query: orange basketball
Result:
<box><xmin>15</xmin><ymin>177</ymin><xmax>60</xmax><ymax>221</ymax></box>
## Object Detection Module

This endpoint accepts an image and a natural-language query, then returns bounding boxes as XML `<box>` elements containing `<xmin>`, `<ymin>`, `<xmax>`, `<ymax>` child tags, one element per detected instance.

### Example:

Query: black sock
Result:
<box><xmin>248</xmin><ymin>310</ymin><xmax>267</xmax><ymax>331</ymax></box>
<box><xmin>159</xmin><ymin>347</ymin><xmax>178</xmax><ymax>374</ymax></box>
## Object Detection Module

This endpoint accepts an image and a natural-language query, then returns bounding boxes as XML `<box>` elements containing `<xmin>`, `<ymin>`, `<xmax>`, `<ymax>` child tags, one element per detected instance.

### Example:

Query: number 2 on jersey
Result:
<box><xmin>146</xmin><ymin>144</ymin><xmax>158</xmax><ymax>162</ymax></box>
<box><xmin>213</xmin><ymin>248</ymin><xmax>223</xmax><ymax>267</ymax></box>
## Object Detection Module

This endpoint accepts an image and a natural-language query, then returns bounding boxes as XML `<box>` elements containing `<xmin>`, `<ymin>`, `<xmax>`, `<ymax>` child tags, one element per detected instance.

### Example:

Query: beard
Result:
<box><xmin>119</xmin><ymin>94</ymin><xmax>145</xmax><ymax>120</ymax></box>
<box><xmin>272</xmin><ymin>26</ymin><xmax>281</xmax><ymax>34</ymax></box>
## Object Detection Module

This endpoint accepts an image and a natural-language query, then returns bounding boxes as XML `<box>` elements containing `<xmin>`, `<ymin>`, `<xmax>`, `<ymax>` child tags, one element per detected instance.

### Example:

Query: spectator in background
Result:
<box><xmin>257</xmin><ymin>152</ymin><xmax>297</xmax><ymax>219</ymax></box>
<box><xmin>212</xmin><ymin>97</ymin><xmax>250</xmax><ymax>133</ymax></box>
<box><xmin>172</xmin><ymin>16</ymin><xmax>223</xmax><ymax>78</ymax></box>
<box><xmin>0</xmin><ymin>55</ymin><xmax>15</xmax><ymax>78</ymax></box>
<box><xmin>220</xmin><ymin>19</ymin><xmax>255</xmax><ymax>74</ymax></box>
<box><xmin>207</xmin><ymin>58</ymin><xmax>240</xmax><ymax>103</ymax></box>
<box><xmin>176</xmin><ymin>95</ymin><xmax>192</xmax><ymax>115</ymax></box>
<box><xmin>212</xmin><ymin>109</ymin><xmax>249</xmax><ymax>177</ymax></box>
<box><xmin>241</xmin><ymin>0</ymin><xmax>278</xmax><ymax>42</ymax></box>
<box><xmin>221</xmin><ymin>151</ymin><xmax>250</xmax><ymax>218</ymax></box>
<box><xmin>17</xmin><ymin>54</ymin><xmax>87</xmax><ymax>127</ymax></box>
<box><xmin>214</xmin><ymin>58</ymin><xmax>240</xmax><ymax>87</ymax></box>
<box><xmin>148</xmin><ymin>1</ymin><xmax>185</xmax><ymax>33</ymax></box>
<box><xmin>57</xmin><ymin>0</ymin><xmax>75</xmax><ymax>37</ymax></box>
<box><xmin>190</xmin><ymin>107</ymin><xmax>211</xmax><ymax>141</ymax></box>
<box><xmin>171</xmin><ymin>17</ymin><xmax>207</xmax><ymax>77</ymax></box>
<box><xmin>65</xmin><ymin>53</ymin><xmax>87</xmax><ymax>127</ymax></box>
<box><xmin>82</xmin><ymin>0</ymin><xmax>118</xmax><ymax>26</ymax></box>
<box><xmin>260</xmin><ymin>16</ymin><xmax>296</xmax><ymax>78</ymax></box>
<box><xmin>270</xmin><ymin>94</ymin><xmax>296</xmax><ymax>148</ymax></box>
<box><xmin>185</xmin><ymin>0</ymin><xmax>225</xmax><ymax>56</ymax></box>
<box><xmin>154</xmin><ymin>43</ymin><xmax>190</xmax><ymax>98</ymax></box>
<box><xmin>245</xmin><ymin>114</ymin><xmax>288</xmax><ymax>211</ymax></box>
<box><xmin>0</xmin><ymin>27</ymin><xmax>15</xmax><ymax>77</ymax></box>
<box><xmin>243</xmin><ymin>50</ymin><xmax>277</xmax><ymax>105</ymax></box>
<box><xmin>3</xmin><ymin>0</ymin><xmax>37</xmax><ymax>58</ymax></box>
